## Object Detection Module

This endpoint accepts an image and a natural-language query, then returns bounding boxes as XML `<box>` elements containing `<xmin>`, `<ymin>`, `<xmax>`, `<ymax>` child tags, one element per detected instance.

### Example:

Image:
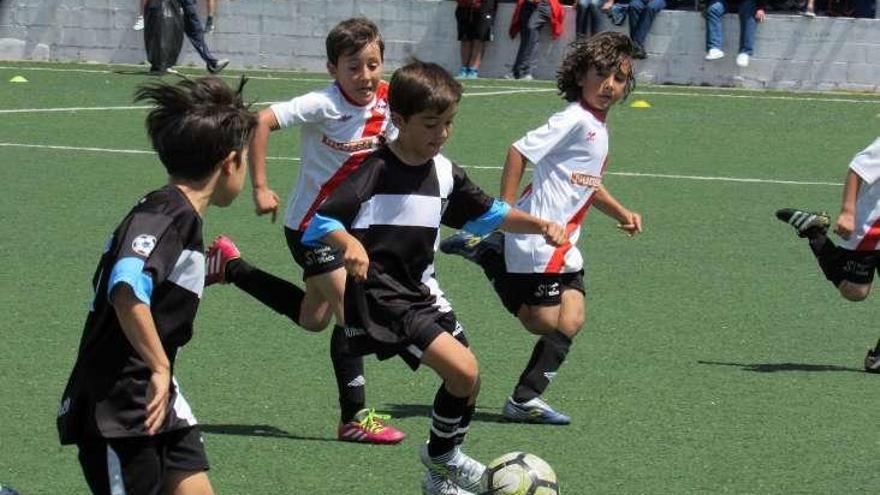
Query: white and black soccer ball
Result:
<box><xmin>483</xmin><ymin>452</ymin><xmax>559</xmax><ymax>495</ymax></box>
<box><xmin>0</xmin><ymin>483</ymin><xmax>22</xmax><ymax>495</ymax></box>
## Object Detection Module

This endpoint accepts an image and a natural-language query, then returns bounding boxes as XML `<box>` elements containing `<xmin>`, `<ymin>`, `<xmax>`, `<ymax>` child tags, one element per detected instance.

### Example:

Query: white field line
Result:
<box><xmin>0</xmin><ymin>142</ymin><xmax>842</xmax><ymax>187</ymax></box>
<box><xmin>3</xmin><ymin>64</ymin><xmax>880</xmax><ymax>105</ymax></box>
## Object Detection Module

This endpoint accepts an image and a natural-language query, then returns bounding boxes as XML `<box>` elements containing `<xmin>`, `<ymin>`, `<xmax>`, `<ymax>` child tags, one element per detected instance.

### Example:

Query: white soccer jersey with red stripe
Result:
<box><xmin>504</xmin><ymin>101</ymin><xmax>609</xmax><ymax>273</ymax></box>
<box><xmin>272</xmin><ymin>81</ymin><xmax>394</xmax><ymax>231</ymax></box>
<box><xmin>840</xmin><ymin>137</ymin><xmax>880</xmax><ymax>251</ymax></box>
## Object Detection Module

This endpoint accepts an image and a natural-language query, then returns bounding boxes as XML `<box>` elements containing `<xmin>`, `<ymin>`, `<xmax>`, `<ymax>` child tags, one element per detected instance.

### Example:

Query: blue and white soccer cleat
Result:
<box><xmin>421</xmin><ymin>470</ymin><xmax>476</xmax><ymax>495</ymax></box>
<box><xmin>775</xmin><ymin>208</ymin><xmax>830</xmax><ymax>239</ymax></box>
<box><xmin>865</xmin><ymin>339</ymin><xmax>880</xmax><ymax>374</ymax></box>
<box><xmin>439</xmin><ymin>231</ymin><xmax>502</xmax><ymax>264</ymax></box>
<box><xmin>420</xmin><ymin>445</ymin><xmax>486</xmax><ymax>493</ymax></box>
<box><xmin>502</xmin><ymin>396</ymin><xmax>571</xmax><ymax>425</ymax></box>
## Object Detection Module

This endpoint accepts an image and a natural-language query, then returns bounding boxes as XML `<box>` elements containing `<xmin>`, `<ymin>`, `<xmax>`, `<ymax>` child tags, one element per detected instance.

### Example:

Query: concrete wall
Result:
<box><xmin>1</xmin><ymin>0</ymin><xmax>878</xmax><ymax>92</ymax></box>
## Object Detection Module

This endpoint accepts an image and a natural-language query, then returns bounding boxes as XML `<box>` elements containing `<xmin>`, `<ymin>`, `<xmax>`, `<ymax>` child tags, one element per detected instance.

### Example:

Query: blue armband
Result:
<box><xmin>108</xmin><ymin>257</ymin><xmax>153</xmax><ymax>305</ymax></box>
<box><xmin>463</xmin><ymin>199</ymin><xmax>510</xmax><ymax>236</ymax></box>
<box><xmin>302</xmin><ymin>213</ymin><xmax>346</xmax><ymax>246</ymax></box>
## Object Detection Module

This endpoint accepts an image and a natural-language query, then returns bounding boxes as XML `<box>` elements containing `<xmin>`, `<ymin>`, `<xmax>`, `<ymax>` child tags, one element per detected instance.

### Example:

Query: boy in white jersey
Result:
<box><xmin>440</xmin><ymin>32</ymin><xmax>642</xmax><ymax>424</ymax></box>
<box><xmin>776</xmin><ymin>138</ymin><xmax>880</xmax><ymax>372</ymax></box>
<box><xmin>204</xmin><ymin>18</ymin><xmax>405</xmax><ymax>444</ymax></box>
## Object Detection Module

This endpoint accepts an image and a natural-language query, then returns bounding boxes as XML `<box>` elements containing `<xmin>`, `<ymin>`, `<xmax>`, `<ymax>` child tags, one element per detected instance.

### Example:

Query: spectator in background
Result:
<box><xmin>507</xmin><ymin>0</ymin><xmax>565</xmax><ymax>80</ymax></box>
<box><xmin>204</xmin><ymin>0</ymin><xmax>216</xmax><ymax>33</ymax></box>
<box><xmin>803</xmin><ymin>0</ymin><xmax>816</xmax><ymax>16</ymax></box>
<box><xmin>134</xmin><ymin>0</ymin><xmax>146</xmax><ymax>31</ymax></box>
<box><xmin>576</xmin><ymin>0</ymin><xmax>608</xmax><ymax>38</ymax></box>
<box><xmin>455</xmin><ymin>0</ymin><xmax>499</xmax><ymax>79</ymax></box>
<box><xmin>704</xmin><ymin>0</ymin><xmax>765</xmax><ymax>67</ymax></box>
<box><xmin>600</xmin><ymin>0</ymin><xmax>664</xmax><ymax>58</ymax></box>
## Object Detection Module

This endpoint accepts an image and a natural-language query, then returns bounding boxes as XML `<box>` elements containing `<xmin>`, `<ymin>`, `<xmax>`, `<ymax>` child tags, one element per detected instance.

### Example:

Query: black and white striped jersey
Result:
<box><xmin>58</xmin><ymin>185</ymin><xmax>205</xmax><ymax>444</ymax></box>
<box><xmin>305</xmin><ymin>146</ymin><xmax>504</xmax><ymax>345</ymax></box>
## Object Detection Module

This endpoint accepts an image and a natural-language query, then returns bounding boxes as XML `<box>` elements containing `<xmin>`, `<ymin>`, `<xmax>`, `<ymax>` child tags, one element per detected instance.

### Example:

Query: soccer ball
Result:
<box><xmin>483</xmin><ymin>452</ymin><xmax>559</xmax><ymax>495</ymax></box>
<box><xmin>0</xmin><ymin>483</ymin><xmax>22</xmax><ymax>495</ymax></box>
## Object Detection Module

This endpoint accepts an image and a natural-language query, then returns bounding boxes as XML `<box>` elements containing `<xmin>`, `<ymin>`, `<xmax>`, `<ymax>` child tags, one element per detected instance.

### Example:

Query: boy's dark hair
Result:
<box><xmin>134</xmin><ymin>76</ymin><xmax>257</xmax><ymax>181</ymax></box>
<box><xmin>326</xmin><ymin>17</ymin><xmax>385</xmax><ymax>65</ymax></box>
<box><xmin>557</xmin><ymin>32</ymin><xmax>637</xmax><ymax>103</ymax></box>
<box><xmin>389</xmin><ymin>60</ymin><xmax>462</xmax><ymax>119</ymax></box>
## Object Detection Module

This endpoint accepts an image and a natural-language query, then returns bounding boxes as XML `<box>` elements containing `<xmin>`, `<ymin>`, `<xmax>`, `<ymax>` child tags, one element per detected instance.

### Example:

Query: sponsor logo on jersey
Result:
<box><xmin>338</xmin><ymin>114</ymin><xmax>353</xmax><ymax>122</ymax></box>
<box><xmin>543</xmin><ymin>371</ymin><xmax>557</xmax><ymax>381</ymax></box>
<box><xmin>321</xmin><ymin>134</ymin><xmax>382</xmax><ymax>153</ymax></box>
<box><xmin>586</xmin><ymin>130</ymin><xmax>598</xmax><ymax>142</ymax></box>
<box><xmin>58</xmin><ymin>397</ymin><xmax>70</xmax><ymax>417</ymax></box>
<box><xmin>374</xmin><ymin>99</ymin><xmax>388</xmax><ymax>113</ymax></box>
<box><xmin>347</xmin><ymin>375</ymin><xmax>366</xmax><ymax>387</ymax></box>
<box><xmin>570</xmin><ymin>171</ymin><xmax>602</xmax><ymax>188</ymax></box>
<box><xmin>131</xmin><ymin>234</ymin><xmax>157</xmax><ymax>257</ymax></box>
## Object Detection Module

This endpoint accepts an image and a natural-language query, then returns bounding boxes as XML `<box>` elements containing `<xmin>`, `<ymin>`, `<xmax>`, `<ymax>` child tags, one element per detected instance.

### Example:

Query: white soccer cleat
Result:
<box><xmin>421</xmin><ymin>471</ymin><xmax>475</xmax><ymax>495</ymax></box>
<box><xmin>705</xmin><ymin>48</ymin><xmax>725</xmax><ymax>61</ymax></box>
<box><xmin>420</xmin><ymin>445</ymin><xmax>486</xmax><ymax>493</ymax></box>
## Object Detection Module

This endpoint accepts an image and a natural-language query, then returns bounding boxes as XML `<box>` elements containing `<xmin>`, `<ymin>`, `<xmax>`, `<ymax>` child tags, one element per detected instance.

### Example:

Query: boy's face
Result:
<box><xmin>578</xmin><ymin>59</ymin><xmax>631</xmax><ymax>112</ymax></box>
<box><xmin>394</xmin><ymin>104</ymin><xmax>458</xmax><ymax>162</ymax></box>
<box><xmin>212</xmin><ymin>148</ymin><xmax>248</xmax><ymax>207</ymax></box>
<box><xmin>327</xmin><ymin>41</ymin><xmax>384</xmax><ymax>107</ymax></box>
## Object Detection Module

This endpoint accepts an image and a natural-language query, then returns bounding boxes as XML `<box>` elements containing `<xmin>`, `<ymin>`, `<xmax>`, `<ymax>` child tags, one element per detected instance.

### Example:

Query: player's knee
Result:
<box><xmin>839</xmin><ymin>282</ymin><xmax>871</xmax><ymax>301</ymax></box>
<box><xmin>298</xmin><ymin>316</ymin><xmax>329</xmax><ymax>332</ymax></box>
<box><xmin>448</xmin><ymin>354</ymin><xmax>480</xmax><ymax>395</ymax></box>
<box><xmin>557</xmin><ymin>320</ymin><xmax>583</xmax><ymax>338</ymax></box>
<box><xmin>518</xmin><ymin>312</ymin><xmax>557</xmax><ymax>335</ymax></box>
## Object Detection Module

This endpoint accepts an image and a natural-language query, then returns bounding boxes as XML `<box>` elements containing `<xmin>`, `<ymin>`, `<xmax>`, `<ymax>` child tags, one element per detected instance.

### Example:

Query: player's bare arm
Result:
<box><xmin>248</xmin><ymin>108</ymin><xmax>282</xmax><ymax>221</ymax></box>
<box><xmin>500</xmin><ymin>210</ymin><xmax>567</xmax><ymax>246</ymax></box>
<box><xmin>110</xmin><ymin>284</ymin><xmax>171</xmax><ymax>436</ymax></box>
<box><xmin>501</xmin><ymin>147</ymin><xmax>529</xmax><ymax>205</ymax></box>
<box><xmin>323</xmin><ymin>229</ymin><xmax>370</xmax><ymax>282</ymax></box>
<box><xmin>835</xmin><ymin>169</ymin><xmax>862</xmax><ymax>239</ymax></box>
<box><xmin>593</xmin><ymin>184</ymin><xmax>642</xmax><ymax>236</ymax></box>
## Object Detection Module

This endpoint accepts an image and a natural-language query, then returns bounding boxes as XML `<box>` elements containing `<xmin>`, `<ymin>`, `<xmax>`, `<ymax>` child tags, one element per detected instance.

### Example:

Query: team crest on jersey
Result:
<box><xmin>586</xmin><ymin>130</ymin><xmax>597</xmax><ymax>142</ymax></box>
<box><xmin>374</xmin><ymin>99</ymin><xmax>388</xmax><ymax>113</ymax></box>
<box><xmin>570</xmin><ymin>172</ymin><xmax>602</xmax><ymax>188</ymax></box>
<box><xmin>131</xmin><ymin>234</ymin><xmax>157</xmax><ymax>257</ymax></box>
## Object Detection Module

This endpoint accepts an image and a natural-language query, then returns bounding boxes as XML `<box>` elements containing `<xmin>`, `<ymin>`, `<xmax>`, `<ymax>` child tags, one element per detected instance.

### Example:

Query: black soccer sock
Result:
<box><xmin>808</xmin><ymin>234</ymin><xmax>845</xmax><ymax>286</ymax></box>
<box><xmin>453</xmin><ymin>403</ymin><xmax>476</xmax><ymax>446</ymax></box>
<box><xmin>512</xmin><ymin>331</ymin><xmax>573</xmax><ymax>404</ymax></box>
<box><xmin>226</xmin><ymin>258</ymin><xmax>303</xmax><ymax>324</ymax></box>
<box><xmin>330</xmin><ymin>324</ymin><xmax>367</xmax><ymax>423</ymax></box>
<box><xmin>428</xmin><ymin>384</ymin><xmax>468</xmax><ymax>457</ymax></box>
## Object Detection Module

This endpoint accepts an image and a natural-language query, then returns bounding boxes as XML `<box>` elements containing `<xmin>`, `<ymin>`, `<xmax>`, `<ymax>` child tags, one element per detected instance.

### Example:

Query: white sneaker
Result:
<box><xmin>736</xmin><ymin>53</ymin><xmax>750</xmax><ymax>67</ymax></box>
<box><xmin>421</xmin><ymin>471</ymin><xmax>475</xmax><ymax>495</ymax></box>
<box><xmin>705</xmin><ymin>48</ymin><xmax>724</xmax><ymax>61</ymax></box>
<box><xmin>519</xmin><ymin>74</ymin><xmax>534</xmax><ymax>81</ymax></box>
<box><xmin>133</xmin><ymin>15</ymin><xmax>144</xmax><ymax>31</ymax></box>
<box><xmin>420</xmin><ymin>445</ymin><xmax>486</xmax><ymax>493</ymax></box>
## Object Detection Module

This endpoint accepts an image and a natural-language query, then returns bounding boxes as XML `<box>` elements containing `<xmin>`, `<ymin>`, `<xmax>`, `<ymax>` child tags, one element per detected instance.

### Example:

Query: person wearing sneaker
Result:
<box><xmin>507</xmin><ymin>0</ymin><xmax>565</xmax><ymax>80</ymax></box>
<box><xmin>601</xmin><ymin>0</ymin><xmax>664</xmax><ymax>59</ymax></box>
<box><xmin>302</xmin><ymin>61</ymin><xmax>565</xmax><ymax>495</ymax></box>
<box><xmin>776</xmin><ymin>138</ymin><xmax>880</xmax><ymax>372</ymax></box>
<box><xmin>454</xmin><ymin>0</ymin><xmax>498</xmax><ymax>80</ymax></box>
<box><xmin>57</xmin><ymin>76</ymin><xmax>257</xmax><ymax>495</ymax></box>
<box><xmin>176</xmin><ymin>0</ymin><xmax>228</xmax><ymax>73</ymax></box>
<box><xmin>207</xmin><ymin>19</ymin><xmax>405</xmax><ymax>445</ymax></box>
<box><xmin>440</xmin><ymin>34</ymin><xmax>642</xmax><ymax>426</ymax></box>
<box><xmin>704</xmin><ymin>0</ymin><xmax>765</xmax><ymax>66</ymax></box>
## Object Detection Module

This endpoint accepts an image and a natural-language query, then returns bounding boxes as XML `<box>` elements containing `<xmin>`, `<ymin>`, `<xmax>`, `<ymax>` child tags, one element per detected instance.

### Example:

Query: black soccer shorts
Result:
<box><xmin>285</xmin><ymin>227</ymin><xmax>345</xmax><ymax>279</ymax></box>
<box><xmin>838</xmin><ymin>249</ymin><xmax>880</xmax><ymax>285</ymax></box>
<box><xmin>492</xmin><ymin>271</ymin><xmax>586</xmax><ymax>316</ymax></box>
<box><xmin>77</xmin><ymin>427</ymin><xmax>209</xmax><ymax>495</ymax></box>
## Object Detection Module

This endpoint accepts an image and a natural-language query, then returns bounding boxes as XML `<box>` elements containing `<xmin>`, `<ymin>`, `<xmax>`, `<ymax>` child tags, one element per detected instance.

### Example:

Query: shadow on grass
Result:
<box><xmin>200</xmin><ymin>424</ymin><xmax>337</xmax><ymax>442</ymax></box>
<box><xmin>697</xmin><ymin>360</ymin><xmax>863</xmax><ymax>373</ymax></box>
<box><xmin>381</xmin><ymin>403</ymin><xmax>510</xmax><ymax>424</ymax></box>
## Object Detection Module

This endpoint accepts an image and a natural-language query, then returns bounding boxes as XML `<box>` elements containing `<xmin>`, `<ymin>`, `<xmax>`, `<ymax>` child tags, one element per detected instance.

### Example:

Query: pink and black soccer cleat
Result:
<box><xmin>337</xmin><ymin>408</ymin><xmax>406</xmax><ymax>444</ymax></box>
<box><xmin>205</xmin><ymin>235</ymin><xmax>241</xmax><ymax>286</ymax></box>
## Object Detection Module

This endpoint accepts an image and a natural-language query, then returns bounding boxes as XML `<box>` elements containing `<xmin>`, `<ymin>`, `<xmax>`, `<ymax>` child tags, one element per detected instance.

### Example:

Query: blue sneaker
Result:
<box><xmin>466</xmin><ymin>68</ymin><xmax>479</xmax><ymax>79</ymax></box>
<box><xmin>456</xmin><ymin>66</ymin><xmax>469</xmax><ymax>79</ymax></box>
<box><xmin>502</xmin><ymin>396</ymin><xmax>571</xmax><ymax>425</ymax></box>
<box><xmin>609</xmin><ymin>4</ymin><xmax>627</xmax><ymax>25</ymax></box>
